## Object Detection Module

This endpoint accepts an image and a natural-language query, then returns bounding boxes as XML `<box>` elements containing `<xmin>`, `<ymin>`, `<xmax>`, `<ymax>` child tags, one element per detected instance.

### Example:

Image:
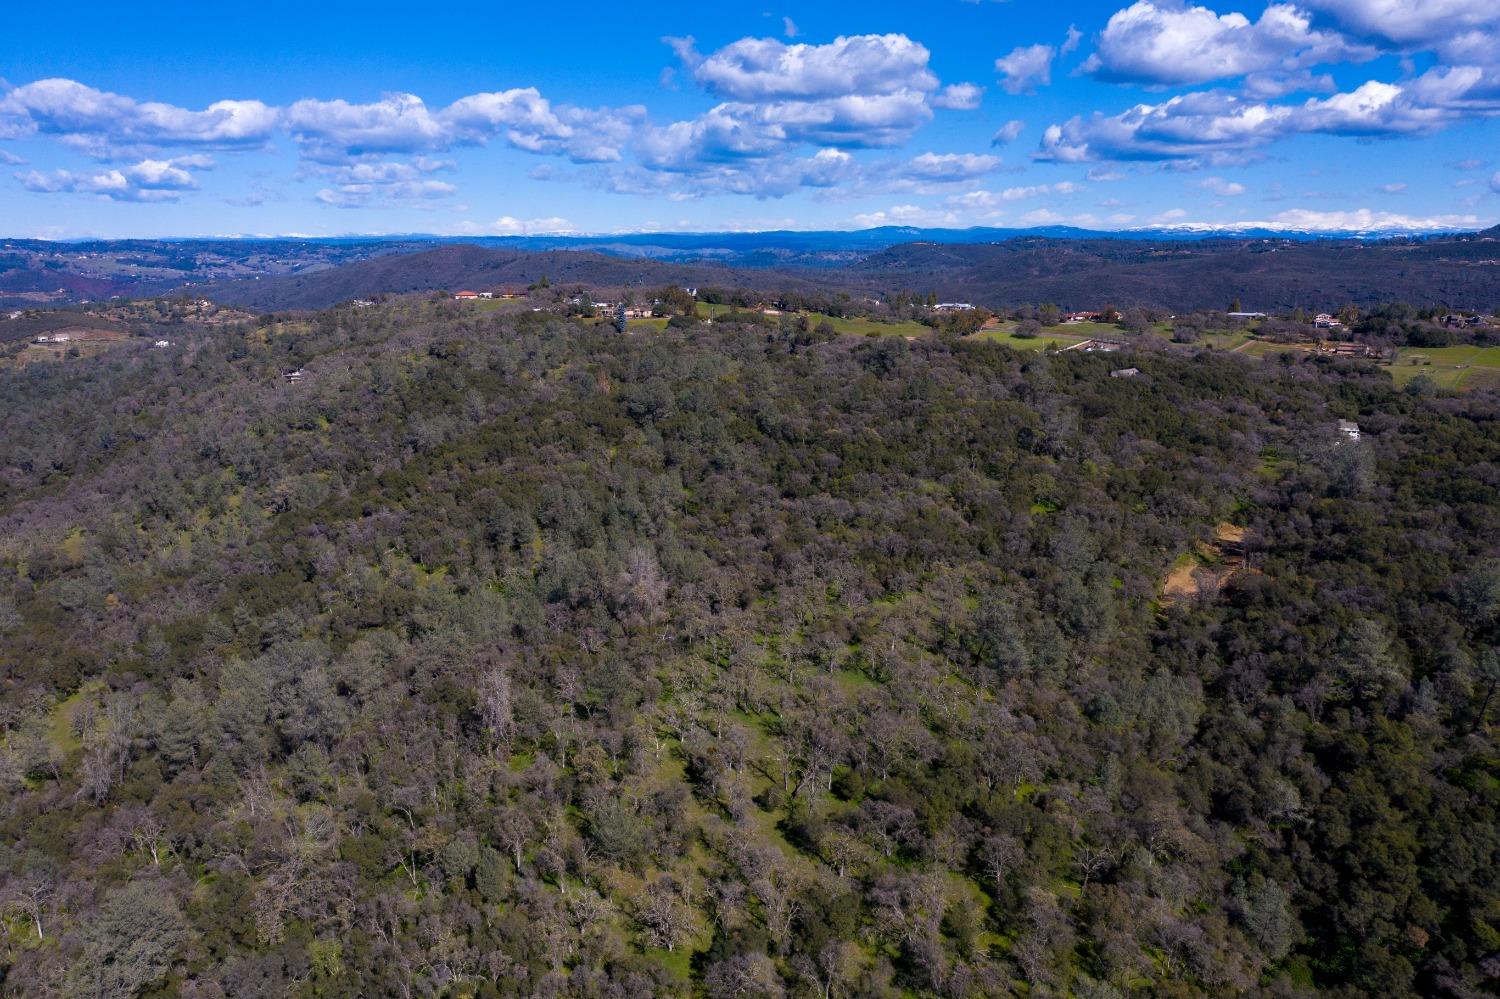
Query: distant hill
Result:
<box><xmin>6</xmin><ymin>223</ymin><xmax>1499</xmax><ymax>312</ymax></box>
<box><xmin>844</xmin><ymin>236</ymin><xmax>1500</xmax><ymax>311</ymax></box>
<box><xmin>193</xmin><ymin>244</ymin><xmax>817</xmax><ymax>311</ymax></box>
<box><xmin>192</xmin><ymin>234</ymin><xmax>1500</xmax><ymax>313</ymax></box>
<box><xmin>448</xmin><ymin>221</ymin><xmax>1493</xmax><ymax>261</ymax></box>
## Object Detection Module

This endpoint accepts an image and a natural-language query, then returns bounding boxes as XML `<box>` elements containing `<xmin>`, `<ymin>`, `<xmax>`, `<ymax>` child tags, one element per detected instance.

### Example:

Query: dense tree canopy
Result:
<box><xmin>0</xmin><ymin>300</ymin><xmax>1495</xmax><ymax>997</ymax></box>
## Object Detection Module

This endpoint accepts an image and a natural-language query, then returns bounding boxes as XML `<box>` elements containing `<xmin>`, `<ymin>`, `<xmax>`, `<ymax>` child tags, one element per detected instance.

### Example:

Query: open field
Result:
<box><xmin>1052</xmin><ymin>320</ymin><xmax>1123</xmax><ymax>338</ymax></box>
<box><xmin>6</xmin><ymin>326</ymin><xmax>131</xmax><ymax>368</ymax></box>
<box><xmin>1224</xmin><ymin>338</ymin><xmax>1500</xmax><ymax>392</ymax></box>
<box><xmin>972</xmin><ymin>328</ymin><xmax>1090</xmax><ymax>351</ymax></box>
<box><xmin>808</xmin><ymin>313</ymin><xmax>930</xmax><ymax>337</ymax></box>
<box><xmin>1388</xmin><ymin>345</ymin><xmax>1500</xmax><ymax>390</ymax></box>
<box><xmin>1204</xmin><ymin>330</ymin><xmax>1254</xmax><ymax>350</ymax></box>
<box><xmin>685</xmin><ymin>302</ymin><xmax>932</xmax><ymax>337</ymax></box>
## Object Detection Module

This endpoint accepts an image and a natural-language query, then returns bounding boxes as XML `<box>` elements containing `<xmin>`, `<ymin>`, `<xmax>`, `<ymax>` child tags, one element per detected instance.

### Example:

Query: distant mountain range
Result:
<box><xmin>458</xmin><ymin>223</ymin><xmax>1497</xmax><ymax>267</ymax></box>
<box><xmin>191</xmin><ymin>244</ymin><xmax>825</xmax><ymax>312</ymax></box>
<box><xmin>190</xmin><ymin>229</ymin><xmax>1500</xmax><ymax>314</ymax></box>
<box><xmin>5</xmin><ymin>224</ymin><xmax>1499</xmax><ymax>312</ymax></box>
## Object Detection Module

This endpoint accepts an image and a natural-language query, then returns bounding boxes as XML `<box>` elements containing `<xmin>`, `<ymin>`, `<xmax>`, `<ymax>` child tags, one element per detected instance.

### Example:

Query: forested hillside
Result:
<box><xmin>846</xmin><ymin>237</ymin><xmax>1500</xmax><ymax>312</ymax></box>
<box><xmin>0</xmin><ymin>302</ymin><xmax>1497</xmax><ymax>997</ymax></box>
<box><xmin>193</xmin><ymin>246</ymin><xmax>813</xmax><ymax>313</ymax></box>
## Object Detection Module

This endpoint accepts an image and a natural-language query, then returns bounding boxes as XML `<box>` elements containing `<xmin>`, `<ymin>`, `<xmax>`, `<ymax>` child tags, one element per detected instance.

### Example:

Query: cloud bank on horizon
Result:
<box><xmin>1</xmin><ymin>0</ymin><xmax>1497</xmax><ymax>237</ymax></box>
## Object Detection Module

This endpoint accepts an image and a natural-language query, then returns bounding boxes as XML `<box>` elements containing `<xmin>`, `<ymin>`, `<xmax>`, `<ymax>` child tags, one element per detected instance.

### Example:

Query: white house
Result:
<box><xmin>153</xmin><ymin>340</ymin><xmax>172</xmax><ymax>348</ymax></box>
<box><xmin>1337</xmin><ymin>420</ymin><xmax>1360</xmax><ymax>441</ymax></box>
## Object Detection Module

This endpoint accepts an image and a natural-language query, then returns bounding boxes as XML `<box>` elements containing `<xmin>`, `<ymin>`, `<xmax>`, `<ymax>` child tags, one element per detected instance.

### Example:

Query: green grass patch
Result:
<box><xmin>1235</xmin><ymin>339</ymin><xmax>1318</xmax><ymax>361</ymax></box>
<box><xmin>1389</xmin><ymin>345</ymin><xmax>1500</xmax><ymax>391</ymax></box>
<box><xmin>973</xmin><ymin>331</ymin><xmax>1086</xmax><ymax>351</ymax></box>
<box><xmin>1044</xmin><ymin>321</ymin><xmax>1119</xmax><ymax>337</ymax></box>
<box><xmin>1204</xmin><ymin>330</ymin><xmax>1253</xmax><ymax>350</ymax></box>
<box><xmin>805</xmin><ymin>313</ymin><xmax>930</xmax><ymax>337</ymax></box>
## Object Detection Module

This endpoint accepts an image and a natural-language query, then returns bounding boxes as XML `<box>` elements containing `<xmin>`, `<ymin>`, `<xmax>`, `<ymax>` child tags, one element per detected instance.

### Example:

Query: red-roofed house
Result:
<box><xmin>454</xmin><ymin>290</ymin><xmax>479</xmax><ymax>300</ymax></box>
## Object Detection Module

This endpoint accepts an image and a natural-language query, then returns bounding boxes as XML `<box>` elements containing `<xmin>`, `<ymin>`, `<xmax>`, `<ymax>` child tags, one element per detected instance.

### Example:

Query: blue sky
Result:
<box><xmin>2</xmin><ymin>0</ymin><xmax>1497</xmax><ymax>237</ymax></box>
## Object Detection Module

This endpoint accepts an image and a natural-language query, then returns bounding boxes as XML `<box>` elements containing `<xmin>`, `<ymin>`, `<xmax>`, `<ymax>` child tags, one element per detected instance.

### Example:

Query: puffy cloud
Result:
<box><xmin>1001</xmin><ymin>181</ymin><xmax>1082</xmax><ymax>200</ymax></box>
<box><xmin>1379</xmin><ymin>182</ymin><xmax>1407</xmax><ymax>192</ymax></box>
<box><xmin>1039</xmin><ymin>73</ymin><xmax>1480</xmax><ymax>163</ymax></box>
<box><xmin>851</xmin><ymin>203</ymin><xmax>960</xmax><ymax>228</ymax></box>
<box><xmin>314</xmin><ymin>178</ymin><xmax>456</xmax><ymax>208</ymax></box>
<box><xmin>902</xmin><ymin>152</ymin><xmax>1004</xmax><ymax>182</ymax></box>
<box><xmin>450</xmin><ymin>216</ymin><xmax>576</xmax><ymax>236</ymax></box>
<box><xmin>638</xmin><ymin>87</ymin><xmax>932</xmax><ymax>179</ymax></box>
<box><xmin>1296</xmin><ymin>79</ymin><xmax>1445</xmax><ymax>133</ymax></box>
<box><xmin>611</xmin><ymin>147</ymin><xmax>858</xmax><ymax>200</ymax></box>
<box><xmin>17</xmin><ymin>155</ymin><xmax>209</xmax><ymax>201</ymax></box>
<box><xmin>1019</xmin><ymin>208</ymin><xmax>1066</xmax><ymax>225</ymax></box>
<box><xmin>443</xmin><ymin>89</ymin><xmax>642</xmax><ymax>163</ymax></box>
<box><xmin>1261</xmin><ymin>207</ymin><xmax>1479</xmax><ymax>231</ymax></box>
<box><xmin>992</xmin><ymin>119</ymin><xmax>1026</xmax><ymax>145</ymax></box>
<box><xmin>1301</xmin><ymin>0</ymin><xmax>1500</xmax><ymax>49</ymax></box>
<box><xmin>286</xmin><ymin>90</ymin><xmax>642</xmax><ymax>165</ymax></box>
<box><xmin>996</xmin><ymin>45</ymin><xmax>1055</xmax><ymax>95</ymax></box>
<box><xmin>641</xmin><ymin>33</ymin><xmax>968</xmax><ymax>183</ymax></box>
<box><xmin>3</xmin><ymin>31</ymin><xmax>979</xmax><ymax>207</ymax></box>
<box><xmin>0</xmin><ymin>79</ymin><xmax>277</xmax><ymax>153</ymax></box>
<box><xmin>1039</xmin><ymin>91</ymin><xmax>1291</xmax><ymax>162</ymax></box>
<box><xmin>1082</xmin><ymin>2</ymin><xmax>1373</xmax><ymax>87</ymax></box>
<box><xmin>285</xmin><ymin>93</ymin><xmax>447</xmax><ymax>161</ymax></box>
<box><xmin>947</xmin><ymin>182</ymin><xmax>1082</xmax><ymax>213</ymax></box>
<box><xmin>1296</xmin><ymin>1</ymin><xmax>1500</xmax><ymax>65</ymax></box>
<box><xmin>739</xmin><ymin>91</ymin><xmax>934</xmax><ymax>147</ymax></box>
<box><xmin>637</xmin><ymin>106</ymin><xmax>788</xmax><ymax>170</ymax></box>
<box><xmin>1404</xmin><ymin>65</ymin><xmax>1500</xmax><ymax>114</ymax></box>
<box><xmin>1199</xmin><ymin>176</ymin><xmax>1246</xmax><ymax>195</ymax></box>
<box><xmin>1241</xmin><ymin>70</ymin><xmax>1336</xmax><ymax>99</ymax></box>
<box><xmin>688</xmin><ymin>34</ymin><xmax>938</xmax><ymax>102</ymax></box>
<box><xmin>932</xmin><ymin>83</ymin><xmax>984</xmax><ymax>110</ymax></box>
<box><xmin>304</xmin><ymin>155</ymin><xmax>459</xmax><ymax>207</ymax></box>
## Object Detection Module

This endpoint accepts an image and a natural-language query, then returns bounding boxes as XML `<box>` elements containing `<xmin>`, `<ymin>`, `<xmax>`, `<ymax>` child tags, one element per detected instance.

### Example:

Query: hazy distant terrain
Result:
<box><xmin>8</xmin><ymin>226</ymin><xmax>1500</xmax><ymax>313</ymax></box>
<box><xmin>191</xmin><ymin>244</ymin><xmax>822</xmax><ymax>312</ymax></box>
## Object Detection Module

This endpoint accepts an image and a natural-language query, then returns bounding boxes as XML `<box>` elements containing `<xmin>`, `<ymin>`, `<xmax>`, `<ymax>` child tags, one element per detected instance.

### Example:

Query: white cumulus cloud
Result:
<box><xmin>1</xmin><ymin>79</ymin><xmax>276</xmax><ymax>154</ymax></box>
<box><xmin>18</xmin><ymin>155</ymin><xmax>210</xmax><ymax>202</ymax></box>
<box><xmin>689</xmin><ymin>34</ymin><xmax>938</xmax><ymax>102</ymax></box>
<box><xmin>1199</xmin><ymin>176</ymin><xmax>1246</xmax><ymax>195</ymax></box>
<box><xmin>996</xmin><ymin>45</ymin><xmax>1056</xmax><ymax>95</ymax></box>
<box><xmin>1083</xmin><ymin>1</ymin><xmax>1373</xmax><ymax>87</ymax></box>
<box><xmin>932</xmin><ymin>83</ymin><xmax>984</xmax><ymax>110</ymax></box>
<box><xmin>992</xmin><ymin>120</ymin><xmax>1026</xmax><ymax>146</ymax></box>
